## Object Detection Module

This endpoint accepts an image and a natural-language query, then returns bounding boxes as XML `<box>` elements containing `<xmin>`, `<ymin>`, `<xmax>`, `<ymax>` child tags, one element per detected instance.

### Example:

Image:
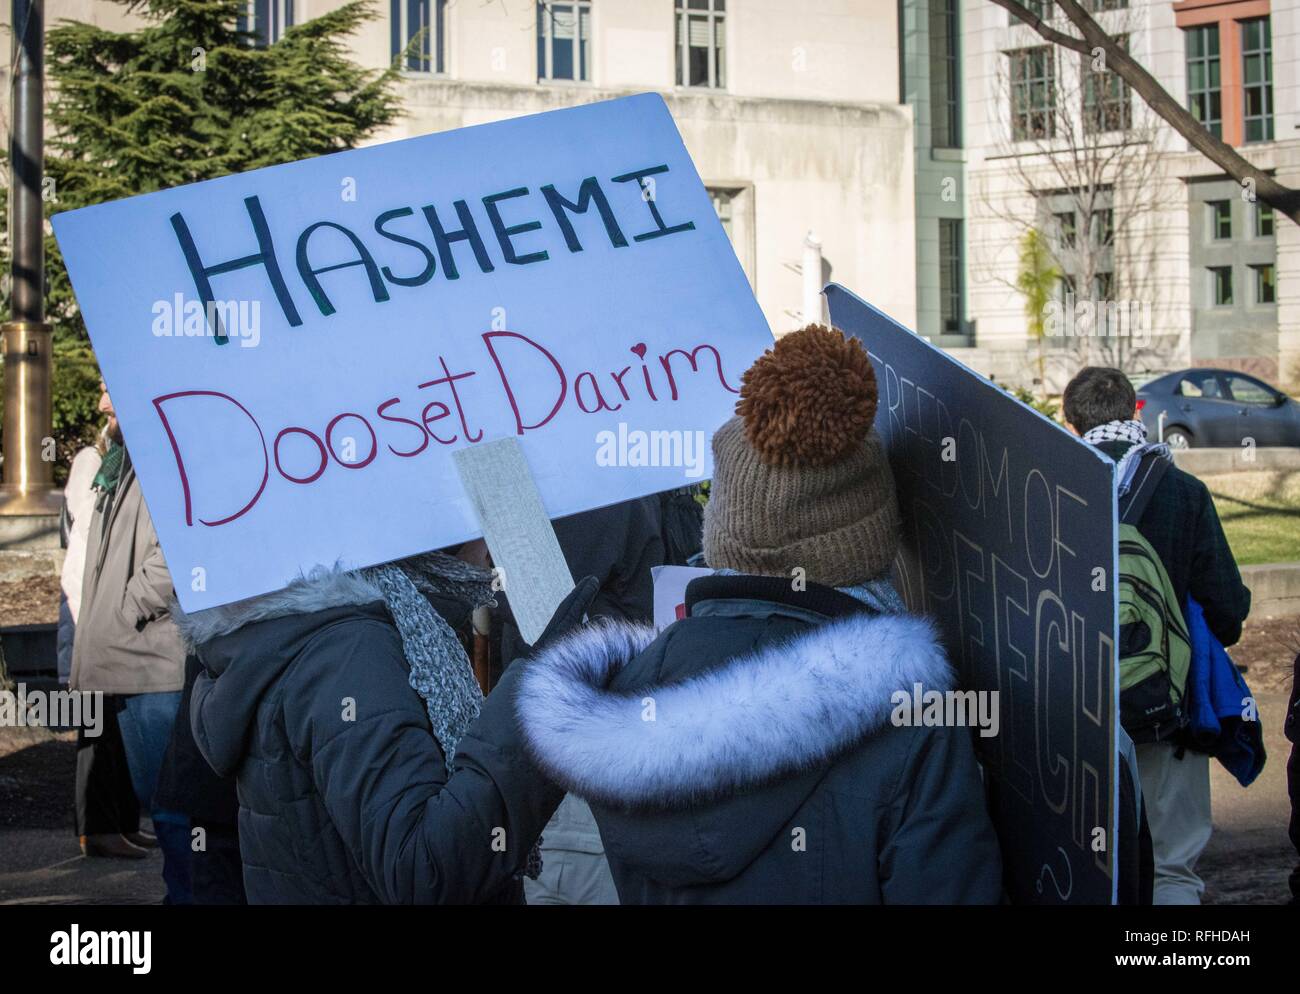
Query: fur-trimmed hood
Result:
<box><xmin>172</xmin><ymin>567</ymin><xmax>385</xmax><ymax>650</ymax></box>
<box><xmin>516</xmin><ymin>610</ymin><xmax>953</xmax><ymax>811</ymax></box>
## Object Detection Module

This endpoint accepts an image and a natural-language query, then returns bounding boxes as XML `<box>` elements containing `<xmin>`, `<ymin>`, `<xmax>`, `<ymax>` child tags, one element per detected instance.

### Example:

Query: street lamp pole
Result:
<box><xmin>1</xmin><ymin>0</ymin><xmax>60</xmax><ymax>517</ymax></box>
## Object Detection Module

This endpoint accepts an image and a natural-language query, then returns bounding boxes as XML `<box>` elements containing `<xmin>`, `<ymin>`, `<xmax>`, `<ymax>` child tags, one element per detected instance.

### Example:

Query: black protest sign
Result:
<box><xmin>827</xmin><ymin>284</ymin><xmax>1119</xmax><ymax>905</ymax></box>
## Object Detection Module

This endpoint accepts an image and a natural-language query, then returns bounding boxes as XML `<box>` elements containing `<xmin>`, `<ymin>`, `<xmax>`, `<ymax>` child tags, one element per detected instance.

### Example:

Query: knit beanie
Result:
<box><xmin>703</xmin><ymin>324</ymin><xmax>900</xmax><ymax>587</ymax></box>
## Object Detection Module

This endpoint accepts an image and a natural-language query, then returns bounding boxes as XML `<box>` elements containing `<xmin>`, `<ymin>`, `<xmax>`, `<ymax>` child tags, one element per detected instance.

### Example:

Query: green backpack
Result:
<box><xmin>1117</xmin><ymin>453</ymin><xmax>1192</xmax><ymax>743</ymax></box>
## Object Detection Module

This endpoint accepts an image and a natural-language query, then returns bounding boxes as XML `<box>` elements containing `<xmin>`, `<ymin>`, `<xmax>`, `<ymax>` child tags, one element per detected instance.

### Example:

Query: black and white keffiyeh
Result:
<box><xmin>1080</xmin><ymin>418</ymin><xmax>1170</xmax><ymax>497</ymax></box>
<box><xmin>1081</xmin><ymin>418</ymin><xmax>1148</xmax><ymax>447</ymax></box>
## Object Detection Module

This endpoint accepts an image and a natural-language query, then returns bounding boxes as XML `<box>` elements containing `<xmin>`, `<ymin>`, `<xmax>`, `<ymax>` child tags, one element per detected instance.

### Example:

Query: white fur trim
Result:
<box><xmin>516</xmin><ymin>611</ymin><xmax>953</xmax><ymax>808</ymax></box>
<box><xmin>171</xmin><ymin>566</ymin><xmax>384</xmax><ymax>648</ymax></box>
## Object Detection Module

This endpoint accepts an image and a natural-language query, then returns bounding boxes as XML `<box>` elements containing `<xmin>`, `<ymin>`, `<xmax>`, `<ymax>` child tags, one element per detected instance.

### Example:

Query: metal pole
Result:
<box><xmin>801</xmin><ymin>231</ymin><xmax>824</xmax><ymax>330</ymax></box>
<box><xmin>1</xmin><ymin>0</ymin><xmax>59</xmax><ymax>516</ymax></box>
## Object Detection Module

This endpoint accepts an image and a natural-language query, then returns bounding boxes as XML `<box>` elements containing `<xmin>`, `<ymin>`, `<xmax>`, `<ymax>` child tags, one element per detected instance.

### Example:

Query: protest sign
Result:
<box><xmin>453</xmin><ymin>437</ymin><xmax>573</xmax><ymax>646</ymax></box>
<box><xmin>826</xmin><ymin>284</ymin><xmax>1120</xmax><ymax>905</ymax></box>
<box><xmin>52</xmin><ymin>94</ymin><xmax>771</xmax><ymax>612</ymax></box>
<box><xmin>652</xmin><ymin>564</ymin><xmax>713</xmax><ymax>630</ymax></box>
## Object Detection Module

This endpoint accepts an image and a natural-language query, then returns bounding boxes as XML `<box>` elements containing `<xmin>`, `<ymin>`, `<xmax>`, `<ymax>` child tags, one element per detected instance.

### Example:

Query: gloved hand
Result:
<box><xmin>529</xmin><ymin>575</ymin><xmax>600</xmax><ymax>653</ymax></box>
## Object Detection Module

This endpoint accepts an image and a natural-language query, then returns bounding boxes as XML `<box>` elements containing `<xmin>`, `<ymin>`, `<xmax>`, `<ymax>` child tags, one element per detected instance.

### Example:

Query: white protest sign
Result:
<box><xmin>53</xmin><ymin>94</ymin><xmax>772</xmax><ymax>611</ymax></box>
<box><xmin>652</xmin><ymin>565</ymin><xmax>712</xmax><ymax>630</ymax></box>
<box><xmin>453</xmin><ymin>437</ymin><xmax>573</xmax><ymax>645</ymax></box>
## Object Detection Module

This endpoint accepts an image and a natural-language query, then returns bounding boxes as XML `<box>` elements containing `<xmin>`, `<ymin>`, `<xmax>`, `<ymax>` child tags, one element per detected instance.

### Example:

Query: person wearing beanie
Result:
<box><xmin>516</xmin><ymin>324</ymin><xmax>1003</xmax><ymax>904</ymax></box>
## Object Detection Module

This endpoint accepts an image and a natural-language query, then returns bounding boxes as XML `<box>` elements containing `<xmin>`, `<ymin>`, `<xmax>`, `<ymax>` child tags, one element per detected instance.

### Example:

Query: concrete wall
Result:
<box><xmin>1175</xmin><ymin>444</ymin><xmax>1300</xmax><ymax>475</ymax></box>
<box><xmin>1240</xmin><ymin>561</ymin><xmax>1300</xmax><ymax>616</ymax></box>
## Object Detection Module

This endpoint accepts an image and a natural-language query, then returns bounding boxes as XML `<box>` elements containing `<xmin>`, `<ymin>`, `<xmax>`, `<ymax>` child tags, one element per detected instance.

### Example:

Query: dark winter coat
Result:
<box><xmin>517</xmin><ymin>575</ymin><xmax>1004</xmax><ymax>904</ymax></box>
<box><xmin>1098</xmin><ymin>440</ymin><xmax>1250</xmax><ymax>646</ymax></box>
<box><xmin>178</xmin><ymin>570</ymin><xmax>562</xmax><ymax>904</ymax></box>
<box><xmin>156</xmin><ymin>654</ymin><xmax>239</xmax><ymax>830</ymax></box>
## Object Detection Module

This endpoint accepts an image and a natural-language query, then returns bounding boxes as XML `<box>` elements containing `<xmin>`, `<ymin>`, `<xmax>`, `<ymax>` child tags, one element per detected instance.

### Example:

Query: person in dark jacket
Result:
<box><xmin>1063</xmin><ymin>366</ymin><xmax>1251</xmax><ymax>904</ymax></box>
<box><xmin>176</xmin><ymin>551</ymin><xmax>588</xmax><ymax>904</ymax></box>
<box><xmin>1065</xmin><ymin>371</ymin><xmax>1249</xmax><ymax>648</ymax></box>
<box><xmin>517</xmin><ymin>324</ymin><xmax>1003</xmax><ymax>904</ymax></box>
<box><xmin>155</xmin><ymin>655</ymin><xmax>245</xmax><ymax>904</ymax></box>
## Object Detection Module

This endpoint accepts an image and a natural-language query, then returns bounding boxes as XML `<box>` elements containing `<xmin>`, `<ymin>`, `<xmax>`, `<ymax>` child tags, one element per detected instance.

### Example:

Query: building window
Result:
<box><xmin>711</xmin><ymin>189</ymin><xmax>734</xmax><ymax>240</ymax></box>
<box><xmin>392</xmin><ymin>0</ymin><xmax>446</xmax><ymax>73</ymax></box>
<box><xmin>538</xmin><ymin>2</ymin><xmax>591</xmax><ymax>82</ymax></box>
<box><xmin>1082</xmin><ymin>35</ymin><xmax>1130</xmax><ymax>133</ymax></box>
<box><xmin>707</xmin><ymin>185</ymin><xmax>754</xmax><ymax>286</ymax></box>
<box><xmin>939</xmin><ymin>219</ymin><xmax>965</xmax><ymax>334</ymax></box>
<box><xmin>1012</xmin><ymin>0</ymin><xmax>1053</xmax><ymax>23</ymax></box>
<box><xmin>676</xmin><ymin>0</ymin><xmax>725</xmax><ymax>89</ymax></box>
<box><xmin>1210</xmin><ymin>266</ymin><xmax>1233</xmax><ymax>306</ymax></box>
<box><xmin>1094</xmin><ymin>270</ymin><xmax>1114</xmax><ymax>301</ymax></box>
<box><xmin>1091</xmin><ymin>208</ymin><xmax>1114</xmax><ymax>247</ymax></box>
<box><xmin>1056</xmin><ymin>272</ymin><xmax>1077</xmax><ymax>307</ymax></box>
<box><xmin>1008</xmin><ymin>47</ymin><xmax>1055</xmax><ymax>141</ymax></box>
<box><xmin>1255</xmin><ymin>202</ymin><xmax>1274</xmax><ymax>237</ymax></box>
<box><xmin>1087</xmin><ymin>0</ymin><xmax>1128</xmax><ymax>9</ymax></box>
<box><xmin>1185</xmin><ymin>25</ymin><xmax>1221</xmax><ymax>138</ymax></box>
<box><xmin>239</xmin><ymin>0</ymin><xmax>294</xmax><ymax>45</ymax></box>
<box><xmin>1055</xmin><ymin>211</ymin><xmax>1076</xmax><ymax>247</ymax></box>
<box><xmin>1208</xmin><ymin>200</ymin><xmax>1231</xmax><ymax>240</ymax></box>
<box><xmin>930</xmin><ymin>0</ymin><xmax>961</xmax><ymax>148</ymax></box>
<box><xmin>1251</xmin><ymin>263</ymin><xmax>1275</xmax><ymax>304</ymax></box>
<box><xmin>1241</xmin><ymin>17</ymin><xmax>1273</xmax><ymax>143</ymax></box>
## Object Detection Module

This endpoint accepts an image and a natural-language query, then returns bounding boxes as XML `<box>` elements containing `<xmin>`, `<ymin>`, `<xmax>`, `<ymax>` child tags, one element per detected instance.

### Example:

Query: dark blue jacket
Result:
<box><xmin>517</xmin><ymin>575</ymin><xmax>1004</xmax><ymax>904</ymax></box>
<box><xmin>181</xmin><ymin>569</ymin><xmax>562</xmax><ymax>904</ymax></box>
<box><xmin>1098</xmin><ymin>440</ymin><xmax>1250</xmax><ymax>646</ymax></box>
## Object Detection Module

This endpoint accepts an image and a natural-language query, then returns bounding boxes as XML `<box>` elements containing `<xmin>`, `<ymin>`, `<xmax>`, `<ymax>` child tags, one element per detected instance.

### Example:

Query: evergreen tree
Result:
<box><xmin>1</xmin><ymin>0</ymin><xmax>401</xmax><ymax>471</ymax></box>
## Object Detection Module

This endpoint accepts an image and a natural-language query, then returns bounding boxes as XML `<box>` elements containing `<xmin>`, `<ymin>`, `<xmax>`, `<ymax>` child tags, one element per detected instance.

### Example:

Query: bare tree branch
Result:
<box><xmin>990</xmin><ymin>0</ymin><xmax>1300</xmax><ymax>224</ymax></box>
<box><xmin>987</xmin><ymin>0</ymin><xmax>1091</xmax><ymax>54</ymax></box>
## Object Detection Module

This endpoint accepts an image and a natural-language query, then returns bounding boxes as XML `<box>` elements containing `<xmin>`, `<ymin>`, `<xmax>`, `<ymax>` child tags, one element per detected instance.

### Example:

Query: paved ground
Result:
<box><xmin>0</xmin><ymin>726</ymin><xmax>163</xmax><ymax>905</ymax></box>
<box><xmin>1202</xmin><ymin>689</ymin><xmax>1294</xmax><ymax>904</ymax></box>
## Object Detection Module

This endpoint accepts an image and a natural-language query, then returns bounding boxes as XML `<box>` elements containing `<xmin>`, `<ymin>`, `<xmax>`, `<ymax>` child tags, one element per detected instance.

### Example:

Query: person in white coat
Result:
<box><xmin>57</xmin><ymin>441</ymin><xmax>102</xmax><ymax>682</ymax></box>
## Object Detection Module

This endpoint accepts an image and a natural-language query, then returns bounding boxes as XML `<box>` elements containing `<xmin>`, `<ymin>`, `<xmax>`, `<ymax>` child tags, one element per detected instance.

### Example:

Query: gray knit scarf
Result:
<box><xmin>360</xmin><ymin>552</ymin><xmax>495</xmax><ymax>767</ymax></box>
<box><xmin>361</xmin><ymin>551</ymin><xmax>545</xmax><ymax>882</ymax></box>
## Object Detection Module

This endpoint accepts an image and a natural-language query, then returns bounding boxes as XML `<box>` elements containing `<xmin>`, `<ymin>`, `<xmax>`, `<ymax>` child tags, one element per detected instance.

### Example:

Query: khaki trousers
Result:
<box><xmin>1135</xmin><ymin>742</ymin><xmax>1213</xmax><ymax>905</ymax></box>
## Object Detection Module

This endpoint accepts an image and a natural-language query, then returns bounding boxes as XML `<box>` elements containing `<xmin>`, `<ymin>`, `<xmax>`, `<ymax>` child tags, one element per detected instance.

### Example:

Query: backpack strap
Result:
<box><xmin>1119</xmin><ymin>451</ymin><xmax>1171</xmax><ymax>525</ymax></box>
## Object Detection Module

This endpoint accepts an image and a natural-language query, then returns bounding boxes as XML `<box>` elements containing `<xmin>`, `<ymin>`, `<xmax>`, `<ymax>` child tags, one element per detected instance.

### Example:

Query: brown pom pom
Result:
<box><xmin>736</xmin><ymin>324</ymin><xmax>877</xmax><ymax>467</ymax></box>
